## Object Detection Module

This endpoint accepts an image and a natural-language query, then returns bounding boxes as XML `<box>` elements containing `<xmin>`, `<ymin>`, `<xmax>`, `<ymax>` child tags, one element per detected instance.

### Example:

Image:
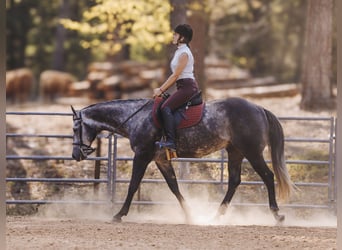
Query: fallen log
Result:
<box><xmin>208</xmin><ymin>76</ymin><xmax>276</xmax><ymax>89</ymax></box>
<box><xmin>225</xmin><ymin>83</ymin><xmax>299</xmax><ymax>98</ymax></box>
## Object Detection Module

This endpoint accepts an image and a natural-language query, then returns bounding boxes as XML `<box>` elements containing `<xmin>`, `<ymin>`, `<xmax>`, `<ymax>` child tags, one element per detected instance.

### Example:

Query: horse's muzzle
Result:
<box><xmin>72</xmin><ymin>147</ymin><xmax>87</xmax><ymax>161</ymax></box>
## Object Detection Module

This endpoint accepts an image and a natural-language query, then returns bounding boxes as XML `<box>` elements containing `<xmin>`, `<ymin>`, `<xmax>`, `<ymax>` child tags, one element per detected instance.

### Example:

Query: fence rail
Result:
<box><xmin>5</xmin><ymin>111</ymin><xmax>336</xmax><ymax>210</ymax></box>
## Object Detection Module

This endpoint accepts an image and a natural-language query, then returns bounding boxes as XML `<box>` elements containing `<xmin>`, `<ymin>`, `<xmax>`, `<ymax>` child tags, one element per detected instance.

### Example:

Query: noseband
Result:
<box><xmin>72</xmin><ymin>112</ymin><xmax>96</xmax><ymax>156</ymax></box>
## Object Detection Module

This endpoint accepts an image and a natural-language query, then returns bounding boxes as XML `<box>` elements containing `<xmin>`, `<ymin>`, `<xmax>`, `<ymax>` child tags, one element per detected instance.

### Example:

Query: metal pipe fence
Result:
<box><xmin>6</xmin><ymin>111</ymin><xmax>113</xmax><ymax>205</ymax></box>
<box><xmin>6</xmin><ymin>112</ymin><xmax>337</xmax><ymax>211</ymax></box>
<box><xmin>111</xmin><ymin>116</ymin><xmax>337</xmax><ymax>210</ymax></box>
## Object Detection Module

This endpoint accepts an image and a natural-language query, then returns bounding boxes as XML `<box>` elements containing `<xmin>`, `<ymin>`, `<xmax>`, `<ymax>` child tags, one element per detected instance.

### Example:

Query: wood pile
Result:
<box><xmin>68</xmin><ymin>57</ymin><xmax>296</xmax><ymax>101</ymax></box>
<box><xmin>6</xmin><ymin>68</ymin><xmax>35</xmax><ymax>104</ymax></box>
<box><xmin>205</xmin><ymin>57</ymin><xmax>298</xmax><ymax>97</ymax></box>
<box><xmin>225</xmin><ymin>83</ymin><xmax>299</xmax><ymax>98</ymax></box>
<box><xmin>204</xmin><ymin>57</ymin><xmax>277</xmax><ymax>88</ymax></box>
<box><xmin>40</xmin><ymin>70</ymin><xmax>77</xmax><ymax>102</ymax></box>
<box><xmin>69</xmin><ymin>60</ymin><xmax>165</xmax><ymax>100</ymax></box>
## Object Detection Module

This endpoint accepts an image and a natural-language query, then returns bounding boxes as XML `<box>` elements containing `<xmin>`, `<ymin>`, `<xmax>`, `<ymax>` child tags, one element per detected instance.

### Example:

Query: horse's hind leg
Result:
<box><xmin>246</xmin><ymin>153</ymin><xmax>285</xmax><ymax>222</ymax></box>
<box><xmin>155</xmin><ymin>161</ymin><xmax>192</xmax><ymax>223</ymax></box>
<box><xmin>216</xmin><ymin>145</ymin><xmax>244</xmax><ymax>218</ymax></box>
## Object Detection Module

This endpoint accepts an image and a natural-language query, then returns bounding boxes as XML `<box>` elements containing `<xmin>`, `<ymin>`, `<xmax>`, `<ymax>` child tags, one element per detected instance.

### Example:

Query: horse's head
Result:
<box><xmin>71</xmin><ymin>106</ymin><xmax>97</xmax><ymax>161</ymax></box>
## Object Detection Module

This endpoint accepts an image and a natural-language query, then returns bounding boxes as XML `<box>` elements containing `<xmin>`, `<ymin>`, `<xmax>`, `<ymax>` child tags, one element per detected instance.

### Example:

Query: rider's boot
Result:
<box><xmin>156</xmin><ymin>107</ymin><xmax>176</xmax><ymax>150</ymax></box>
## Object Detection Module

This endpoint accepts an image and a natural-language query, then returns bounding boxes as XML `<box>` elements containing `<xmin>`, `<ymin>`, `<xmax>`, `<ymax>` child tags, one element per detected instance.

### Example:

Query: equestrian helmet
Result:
<box><xmin>174</xmin><ymin>24</ymin><xmax>193</xmax><ymax>43</ymax></box>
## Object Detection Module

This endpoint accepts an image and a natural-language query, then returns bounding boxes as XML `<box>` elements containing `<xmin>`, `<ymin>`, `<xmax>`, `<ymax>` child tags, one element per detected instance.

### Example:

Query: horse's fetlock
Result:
<box><xmin>270</xmin><ymin>206</ymin><xmax>279</xmax><ymax>212</ymax></box>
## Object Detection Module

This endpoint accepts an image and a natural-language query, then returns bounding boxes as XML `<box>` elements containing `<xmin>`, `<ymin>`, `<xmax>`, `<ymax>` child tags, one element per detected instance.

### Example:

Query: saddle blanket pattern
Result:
<box><xmin>152</xmin><ymin>97</ymin><xmax>204</xmax><ymax>129</ymax></box>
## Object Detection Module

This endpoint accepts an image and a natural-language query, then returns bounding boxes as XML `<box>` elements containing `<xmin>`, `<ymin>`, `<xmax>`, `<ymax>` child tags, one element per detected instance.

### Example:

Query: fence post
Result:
<box><xmin>328</xmin><ymin>117</ymin><xmax>336</xmax><ymax>208</ymax></box>
<box><xmin>107</xmin><ymin>134</ymin><xmax>113</xmax><ymax>199</ymax></box>
<box><xmin>94</xmin><ymin>137</ymin><xmax>101</xmax><ymax>194</ymax></box>
<box><xmin>111</xmin><ymin>134</ymin><xmax>118</xmax><ymax>204</ymax></box>
<box><xmin>220</xmin><ymin>149</ymin><xmax>225</xmax><ymax>193</ymax></box>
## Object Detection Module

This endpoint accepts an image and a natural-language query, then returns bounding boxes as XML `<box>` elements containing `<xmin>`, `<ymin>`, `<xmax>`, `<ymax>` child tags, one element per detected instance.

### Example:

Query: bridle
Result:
<box><xmin>71</xmin><ymin>99</ymin><xmax>152</xmax><ymax>157</ymax></box>
<box><xmin>72</xmin><ymin>110</ymin><xmax>96</xmax><ymax>157</ymax></box>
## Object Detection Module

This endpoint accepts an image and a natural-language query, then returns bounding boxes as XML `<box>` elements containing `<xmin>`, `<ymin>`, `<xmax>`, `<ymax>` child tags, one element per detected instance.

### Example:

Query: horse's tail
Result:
<box><xmin>264</xmin><ymin>109</ymin><xmax>295</xmax><ymax>201</ymax></box>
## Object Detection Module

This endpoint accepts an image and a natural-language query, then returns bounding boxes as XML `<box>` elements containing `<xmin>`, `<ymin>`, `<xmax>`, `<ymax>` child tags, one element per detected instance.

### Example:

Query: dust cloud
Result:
<box><xmin>37</xmin><ymin>185</ymin><xmax>336</xmax><ymax>228</ymax></box>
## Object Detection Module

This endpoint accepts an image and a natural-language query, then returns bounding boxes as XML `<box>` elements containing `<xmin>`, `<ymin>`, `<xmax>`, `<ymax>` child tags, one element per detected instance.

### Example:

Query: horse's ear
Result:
<box><xmin>71</xmin><ymin>105</ymin><xmax>77</xmax><ymax>116</ymax></box>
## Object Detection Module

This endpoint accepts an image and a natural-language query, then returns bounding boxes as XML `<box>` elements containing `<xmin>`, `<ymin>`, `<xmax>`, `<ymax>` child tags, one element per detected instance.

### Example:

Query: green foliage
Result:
<box><xmin>6</xmin><ymin>0</ymin><xmax>94</xmax><ymax>79</ymax></box>
<box><xmin>60</xmin><ymin>0</ymin><xmax>172</xmax><ymax>60</ymax></box>
<box><xmin>209</xmin><ymin>0</ymin><xmax>307</xmax><ymax>82</ymax></box>
<box><xmin>6</xmin><ymin>0</ymin><xmax>336</xmax><ymax>85</ymax></box>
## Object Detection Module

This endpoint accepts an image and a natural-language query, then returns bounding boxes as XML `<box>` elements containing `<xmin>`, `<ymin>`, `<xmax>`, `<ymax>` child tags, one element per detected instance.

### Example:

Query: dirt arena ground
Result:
<box><xmin>6</xmin><ymin>90</ymin><xmax>338</xmax><ymax>249</ymax></box>
<box><xmin>6</xmin><ymin>214</ymin><xmax>337</xmax><ymax>250</ymax></box>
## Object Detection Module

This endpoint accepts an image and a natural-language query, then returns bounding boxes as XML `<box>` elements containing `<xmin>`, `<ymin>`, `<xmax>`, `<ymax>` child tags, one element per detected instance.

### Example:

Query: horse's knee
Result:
<box><xmin>228</xmin><ymin>176</ymin><xmax>241</xmax><ymax>189</ymax></box>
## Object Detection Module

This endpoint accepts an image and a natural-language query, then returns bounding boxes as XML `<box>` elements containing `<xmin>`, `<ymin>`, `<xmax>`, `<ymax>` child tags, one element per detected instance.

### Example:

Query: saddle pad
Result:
<box><xmin>152</xmin><ymin>97</ymin><xmax>204</xmax><ymax>129</ymax></box>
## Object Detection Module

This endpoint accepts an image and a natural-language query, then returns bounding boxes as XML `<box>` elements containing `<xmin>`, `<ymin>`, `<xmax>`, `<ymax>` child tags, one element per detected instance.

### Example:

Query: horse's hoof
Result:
<box><xmin>217</xmin><ymin>204</ymin><xmax>228</xmax><ymax>216</ymax></box>
<box><xmin>273</xmin><ymin>213</ymin><xmax>285</xmax><ymax>224</ymax></box>
<box><xmin>112</xmin><ymin>215</ymin><xmax>122</xmax><ymax>223</ymax></box>
<box><xmin>212</xmin><ymin>214</ymin><xmax>221</xmax><ymax>223</ymax></box>
<box><xmin>185</xmin><ymin>214</ymin><xmax>194</xmax><ymax>225</ymax></box>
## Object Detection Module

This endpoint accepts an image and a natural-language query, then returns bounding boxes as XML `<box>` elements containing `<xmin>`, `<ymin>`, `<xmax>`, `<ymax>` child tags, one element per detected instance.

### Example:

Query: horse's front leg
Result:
<box><xmin>112</xmin><ymin>152</ymin><xmax>152</xmax><ymax>222</ymax></box>
<box><xmin>155</xmin><ymin>161</ymin><xmax>192</xmax><ymax>224</ymax></box>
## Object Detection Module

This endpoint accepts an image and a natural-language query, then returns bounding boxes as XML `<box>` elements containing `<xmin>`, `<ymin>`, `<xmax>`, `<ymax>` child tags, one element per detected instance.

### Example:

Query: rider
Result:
<box><xmin>153</xmin><ymin>24</ymin><xmax>200</xmax><ymax>150</ymax></box>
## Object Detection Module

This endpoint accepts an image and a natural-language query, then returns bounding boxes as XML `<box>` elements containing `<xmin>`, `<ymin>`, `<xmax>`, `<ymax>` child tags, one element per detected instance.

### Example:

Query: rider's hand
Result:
<box><xmin>153</xmin><ymin>88</ymin><xmax>164</xmax><ymax>98</ymax></box>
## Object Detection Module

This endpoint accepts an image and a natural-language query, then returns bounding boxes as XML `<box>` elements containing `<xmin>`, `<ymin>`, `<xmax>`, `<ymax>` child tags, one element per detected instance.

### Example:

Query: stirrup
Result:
<box><xmin>165</xmin><ymin>148</ymin><xmax>177</xmax><ymax>161</ymax></box>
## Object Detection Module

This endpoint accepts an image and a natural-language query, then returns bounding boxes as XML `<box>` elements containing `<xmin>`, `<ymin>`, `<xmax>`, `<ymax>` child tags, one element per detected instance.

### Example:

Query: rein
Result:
<box><xmin>114</xmin><ymin>99</ymin><xmax>152</xmax><ymax>130</ymax></box>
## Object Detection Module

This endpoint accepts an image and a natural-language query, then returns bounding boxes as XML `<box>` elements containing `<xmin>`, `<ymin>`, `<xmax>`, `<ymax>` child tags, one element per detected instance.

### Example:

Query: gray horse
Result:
<box><xmin>71</xmin><ymin>97</ymin><xmax>295</xmax><ymax>223</ymax></box>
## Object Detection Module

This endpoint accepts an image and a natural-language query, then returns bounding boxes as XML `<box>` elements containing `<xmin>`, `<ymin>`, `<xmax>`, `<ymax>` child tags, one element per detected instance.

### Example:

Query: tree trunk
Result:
<box><xmin>52</xmin><ymin>0</ymin><xmax>69</xmax><ymax>71</ymax></box>
<box><xmin>168</xmin><ymin>0</ymin><xmax>208</xmax><ymax>94</ymax></box>
<box><xmin>300</xmin><ymin>0</ymin><xmax>335</xmax><ymax>110</ymax></box>
<box><xmin>188</xmin><ymin>0</ymin><xmax>209</xmax><ymax>93</ymax></box>
<box><xmin>6</xmin><ymin>0</ymin><xmax>32</xmax><ymax>69</ymax></box>
<box><xmin>170</xmin><ymin>0</ymin><xmax>187</xmax><ymax>27</ymax></box>
<box><xmin>166</xmin><ymin>0</ymin><xmax>188</xmax><ymax>94</ymax></box>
